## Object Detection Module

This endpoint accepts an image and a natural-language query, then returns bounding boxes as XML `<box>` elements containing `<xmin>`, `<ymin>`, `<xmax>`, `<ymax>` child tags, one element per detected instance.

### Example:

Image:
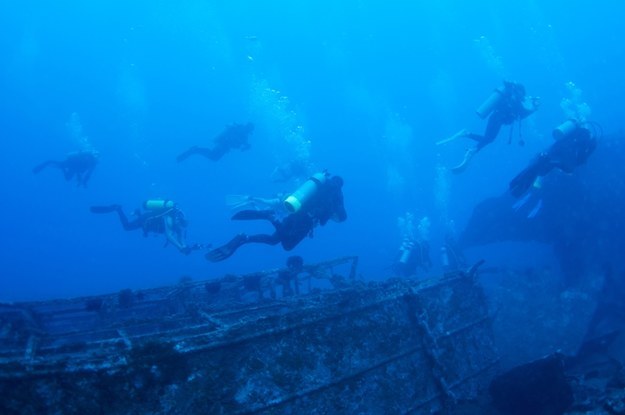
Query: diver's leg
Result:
<box><xmin>436</xmin><ymin>129</ymin><xmax>469</xmax><ymax>146</ymax></box>
<box><xmin>464</xmin><ymin>133</ymin><xmax>485</xmax><ymax>143</ymax></box>
<box><xmin>451</xmin><ymin>115</ymin><xmax>504</xmax><ymax>174</ymax></box>
<box><xmin>90</xmin><ymin>205</ymin><xmax>141</xmax><ymax>230</ymax></box>
<box><xmin>450</xmin><ymin>147</ymin><xmax>478</xmax><ymax>174</ymax></box>
<box><xmin>32</xmin><ymin>160</ymin><xmax>59</xmax><ymax>174</ymax></box>
<box><xmin>277</xmin><ymin>213</ymin><xmax>314</xmax><ymax>251</ymax></box>
<box><xmin>80</xmin><ymin>166</ymin><xmax>94</xmax><ymax>187</ymax></box>
<box><xmin>91</xmin><ymin>205</ymin><xmax>141</xmax><ymax>231</ymax></box>
<box><xmin>205</xmin><ymin>146</ymin><xmax>227</xmax><ymax>161</ymax></box>
<box><xmin>247</xmin><ymin>233</ymin><xmax>281</xmax><ymax>245</ymax></box>
<box><xmin>205</xmin><ymin>233</ymin><xmax>253</xmax><ymax>262</ymax></box>
<box><xmin>476</xmin><ymin>112</ymin><xmax>505</xmax><ymax>150</ymax></box>
<box><xmin>509</xmin><ymin>154</ymin><xmax>554</xmax><ymax>198</ymax></box>
<box><xmin>116</xmin><ymin>208</ymin><xmax>142</xmax><ymax>231</ymax></box>
<box><xmin>177</xmin><ymin>146</ymin><xmax>223</xmax><ymax>162</ymax></box>
<box><xmin>176</xmin><ymin>146</ymin><xmax>200</xmax><ymax>162</ymax></box>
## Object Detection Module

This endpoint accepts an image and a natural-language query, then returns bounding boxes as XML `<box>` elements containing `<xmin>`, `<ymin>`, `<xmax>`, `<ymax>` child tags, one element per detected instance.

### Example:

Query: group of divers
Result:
<box><xmin>33</xmin><ymin>80</ymin><xmax>598</xmax><ymax>278</ymax></box>
<box><xmin>33</xmin><ymin>121</ymin><xmax>347</xmax><ymax>262</ymax></box>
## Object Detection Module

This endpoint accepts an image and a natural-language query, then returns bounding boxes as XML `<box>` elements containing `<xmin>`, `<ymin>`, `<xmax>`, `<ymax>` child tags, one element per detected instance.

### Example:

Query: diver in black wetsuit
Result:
<box><xmin>90</xmin><ymin>200</ymin><xmax>201</xmax><ymax>255</ymax></box>
<box><xmin>32</xmin><ymin>149</ymin><xmax>99</xmax><ymax>187</ymax></box>
<box><xmin>206</xmin><ymin>172</ymin><xmax>347</xmax><ymax>262</ymax></box>
<box><xmin>177</xmin><ymin>122</ymin><xmax>254</xmax><ymax>162</ymax></box>
<box><xmin>509</xmin><ymin>122</ymin><xmax>597</xmax><ymax>198</ymax></box>
<box><xmin>450</xmin><ymin>81</ymin><xmax>540</xmax><ymax>173</ymax></box>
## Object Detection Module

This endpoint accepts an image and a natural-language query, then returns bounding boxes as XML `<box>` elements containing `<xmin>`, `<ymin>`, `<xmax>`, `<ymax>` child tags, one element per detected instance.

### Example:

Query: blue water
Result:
<box><xmin>1</xmin><ymin>1</ymin><xmax>623</xmax><ymax>301</ymax></box>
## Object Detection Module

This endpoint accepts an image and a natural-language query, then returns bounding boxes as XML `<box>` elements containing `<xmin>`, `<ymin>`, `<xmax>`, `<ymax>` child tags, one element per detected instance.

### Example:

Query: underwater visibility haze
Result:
<box><xmin>0</xmin><ymin>0</ymin><xmax>624</xmax><ymax>302</ymax></box>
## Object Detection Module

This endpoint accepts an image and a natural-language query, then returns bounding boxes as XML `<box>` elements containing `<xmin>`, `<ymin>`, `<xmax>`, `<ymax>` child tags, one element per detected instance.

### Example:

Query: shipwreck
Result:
<box><xmin>0</xmin><ymin>256</ymin><xmax>499</xmax><ymax>414</ymax></box>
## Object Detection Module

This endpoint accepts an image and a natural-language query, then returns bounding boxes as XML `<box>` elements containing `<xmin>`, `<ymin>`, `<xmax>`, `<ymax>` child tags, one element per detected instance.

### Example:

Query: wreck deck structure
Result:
<box><xmin>0</xmin><ymin>257</ymin><xmax>498</xmax><ymax>414</ymax></box>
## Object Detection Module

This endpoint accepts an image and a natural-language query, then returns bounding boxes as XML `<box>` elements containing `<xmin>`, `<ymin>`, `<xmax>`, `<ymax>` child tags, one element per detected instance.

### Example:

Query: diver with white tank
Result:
<box><xmin>206</xmin><ymin>170</ymin><xmax>347</xmax><ymax>262</ymax></box>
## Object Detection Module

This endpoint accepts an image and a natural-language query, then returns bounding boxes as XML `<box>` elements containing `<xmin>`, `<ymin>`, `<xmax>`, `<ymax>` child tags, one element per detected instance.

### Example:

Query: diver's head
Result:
<box><xmin>503</xmin><ymin>80</ymin><xmax>525</xmax><ymax>97</ymax></box>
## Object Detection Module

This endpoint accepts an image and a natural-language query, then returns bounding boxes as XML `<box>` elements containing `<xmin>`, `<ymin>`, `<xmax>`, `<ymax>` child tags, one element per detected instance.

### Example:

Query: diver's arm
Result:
<box><xmin>519</xmin><ymin>96</ymin><xmax>540</xmax><ymax>119</ymax></box>
<box><xmin>164</xmin><ymin>216</ymin><xmax>188</xmax><ymax>253</ymax></box>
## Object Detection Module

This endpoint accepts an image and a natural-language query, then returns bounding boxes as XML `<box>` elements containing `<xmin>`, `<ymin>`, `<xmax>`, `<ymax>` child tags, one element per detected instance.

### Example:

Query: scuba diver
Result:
<box><xmin>32</xmin><ymin>149</ymin><xmax>99</xmax><ymax>187</ymax></box>
<box><xmin>509</xmin><ymin>120</ymin><xmax>597</xmax><ymax>198</ymax></box>
<box><xmin>444</xmin><ymin>81</ymin><xmax>540</xmax><ymax>174</ymax></box>
<box><xmin>176</xmin><ymin>122</ymin><xmax>254</xmax><ymax>162</ymax></box>
<box><xmin>392</xmin><ymin>214</ymin><xmax>432</xmax><ymax>277</ymax></box>
<box><xmin>206</xmin><ymin>171</ymin><xmax>347</xmax><ymax>262</ymax></box>
<box><xmin>393</xmin><ymin>237</ymin><xmax>432</xmax><ymax>277</ymax></box>
<box><xmin>90</xmin><ymin>199</ymin><xmax>201</xmax><ymax>255</ymax></box>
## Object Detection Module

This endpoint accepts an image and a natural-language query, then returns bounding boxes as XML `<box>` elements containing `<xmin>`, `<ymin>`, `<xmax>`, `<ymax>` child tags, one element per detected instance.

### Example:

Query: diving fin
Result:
<box><xmin>205</xmin><ymin>234</ymin><xmax>248</xmax><ymax>262</ymax></box>
<box><xmin>527</xmin><ymin>199</ymin><xmax>543</xmax><ymax>219</ymax></box>
<box><xmin>450</xmin><ymin>147</ymin><xmax>477</xmax><ymax>174</ymax></box>
<box><xmin>436</xmin><ymin>129</ymin><xmax>468</xmax><ymax>146</ymax></box>
<box><xmin>225</xmin><ymin>194</ymin><xmax>252</xmax><ymax>211</ymax></box>
<box><xmin>90</xmin><ymin>205</ymin><xmax>121</xmax><ymax>214</ymax></box>
<box><xmin>176</xmin><ymin>146</ymin><xmax>198</xmax><ymax>163</ymax></box>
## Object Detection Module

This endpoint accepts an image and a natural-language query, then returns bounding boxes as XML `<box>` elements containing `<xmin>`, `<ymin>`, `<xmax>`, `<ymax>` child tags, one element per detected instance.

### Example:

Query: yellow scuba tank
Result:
<box><xmin>476</xmin><ymin>86</ymin><xmax>505</xmax><ymax>119</ymax></box>
<box><xmin>284</xmin><ymin>172</ymin><xmax>328</xmax><ymax>213</ymax></box>
<box><xmin>143</xmin><ymin>199</ymin><xmax>175</xmax><ymax>211</ymax></box>
<box><xmin>552</xmin><ymin>119</ymin><xmax>578</xmax><ymax>140</ymax></box>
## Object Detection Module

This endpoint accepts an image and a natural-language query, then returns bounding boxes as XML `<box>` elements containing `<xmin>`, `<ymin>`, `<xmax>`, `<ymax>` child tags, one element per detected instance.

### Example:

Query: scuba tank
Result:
<box><xmin>143</xmin><ymin>199</ymin><xmax>175</xmax><ymax>211</ymax></box>
<box><xmin>284</xmin><ymin>172</ymin><xmax>328</xmax><ymax>213</ymax></box>
<box><xmin>398</xmin><ymin>240</ymin><xmax>414</xmax><ymax>265</ymax></box>
<box><xmin>476</xmin><ymin>86</ymin><xmax>505</xmax><ymax>119</ymax></box>
<box><xmin>552</xmin><ymin>119</ymin><xmax>579</xmax><ymax>140</ymax></box>
<box><xmin>441</xmin><ymin>246</ymin><xmax>450</xmax><ymax>270</ymax></box>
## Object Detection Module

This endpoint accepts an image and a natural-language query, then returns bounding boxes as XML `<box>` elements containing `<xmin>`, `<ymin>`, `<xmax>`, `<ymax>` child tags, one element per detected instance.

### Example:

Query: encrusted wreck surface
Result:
<box><xmin>0</xmin><ymin>257</ymin><xmax>498</xmax><ymax>414</ymax></box>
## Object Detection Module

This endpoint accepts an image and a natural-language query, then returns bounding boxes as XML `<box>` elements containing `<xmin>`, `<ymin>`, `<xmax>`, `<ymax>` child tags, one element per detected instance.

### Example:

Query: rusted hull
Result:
<box><xmin>0</xmin><ymin>263</ymin><xmax>497</xmax><ymax>414</ymax></box>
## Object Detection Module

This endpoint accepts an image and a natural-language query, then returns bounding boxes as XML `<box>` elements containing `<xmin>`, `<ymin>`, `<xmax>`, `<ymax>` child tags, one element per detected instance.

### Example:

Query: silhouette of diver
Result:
<box><xmin>177</xmin><ymin>122</ymin><xmax>254</xmax><ymax>162</ymax></box>
<box><xmin>90</xmin><ymin>199</ymin><xmax>201</xmax><ymax>255</ymax></box>
<box><xmin>32</xmin><ymin>149</ymin><xmax>99</xmax><ymax>187</ymax></box>
<box><xmin>393</xmin><ymin>238</ymin><xmax>432</xmax><ymax>277</ymax></box>
<box><xmin>206</xmin><ymin>172</ymin><xmax>347</xmax><ymax>262</ymax></box>
<box><xmin>449</xmin><ymin>81</ymin><xmax>539</xmax><ymax>173</ymax></box>
<box><xmin>510</xmin><ymin>122</ymin><xmax>597</xmax><ymax>198</ymax></box>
